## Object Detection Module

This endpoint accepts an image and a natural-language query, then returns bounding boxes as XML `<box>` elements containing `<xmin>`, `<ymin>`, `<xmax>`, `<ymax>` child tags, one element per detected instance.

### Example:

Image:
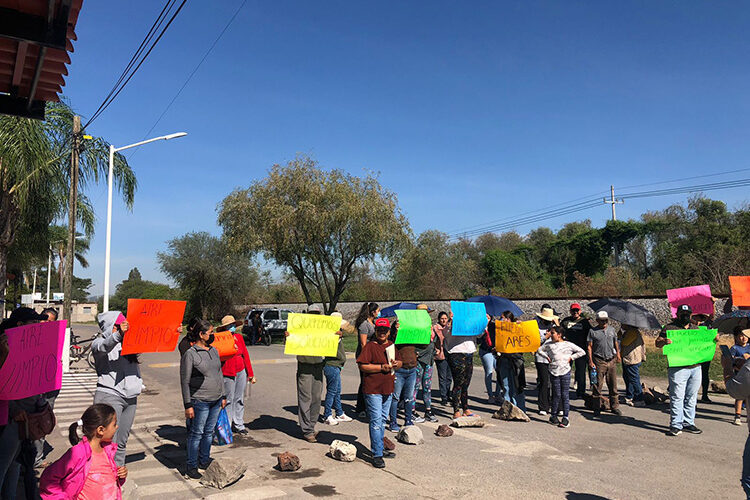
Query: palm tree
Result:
<box><xmin>0</xmin><ymin>101</ymin><xmax>136</xmax><ymax>300</ymax></box>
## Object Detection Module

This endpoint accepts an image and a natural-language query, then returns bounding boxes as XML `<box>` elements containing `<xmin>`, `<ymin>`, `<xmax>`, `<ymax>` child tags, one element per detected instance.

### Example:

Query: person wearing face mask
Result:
<box><xmin>92</xmin><ymin>311</ymin><xmax>141</xmax><ymax>467</ymax></box>
<box><xmin>656</xmin><ymin>304</ymin><xmax>717</xmax><ymax>436</ymax></box>
<box><xmin>218</xmin><ymin>315</ymin><xmax>256</xmax><ymax>435</ymax></box>
<box><xmin>180</xmin><ymin>319</ymin><xmax>226</xmax><ymax>479</ymax></box>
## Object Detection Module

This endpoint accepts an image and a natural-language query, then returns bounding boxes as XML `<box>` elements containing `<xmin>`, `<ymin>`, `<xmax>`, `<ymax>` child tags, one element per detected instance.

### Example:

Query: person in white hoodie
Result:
<box><xmin>91</xmin><ymin>311</ymin><xmax>141</xmax><ymax>466</ymax></box>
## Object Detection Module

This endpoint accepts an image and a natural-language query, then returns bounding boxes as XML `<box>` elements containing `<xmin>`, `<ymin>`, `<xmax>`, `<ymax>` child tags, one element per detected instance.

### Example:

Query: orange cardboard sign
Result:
<box><xmin>730</xmin><ymin>276</ymin><xmax>750</xmax><ymax>307</ymax></box>
<box><xmin>494</xmin><ymin>320</ymin><xmax>542</xmax><ymax>353</ymax></box>
<box><xmin>213</xmin><ymin>331</ymin><xmax>239</xmax><ymax>361</ymax></box>
<box><xmin>121</xmin><ymin>299</ymin><xmax>186</xmax><ymax>355</ymax></box>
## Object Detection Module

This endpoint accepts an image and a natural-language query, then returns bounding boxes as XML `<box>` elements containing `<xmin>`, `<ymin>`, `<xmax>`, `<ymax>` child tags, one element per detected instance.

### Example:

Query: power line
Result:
<box><xmin>131</xmin><ymin>0</ymin><xmax>249</xmax><ymax>151</ymax></box>
<box><xmin>83</xmin><ymin>0</ymin><xmax>189</xmax><ymax>130</ymax></box>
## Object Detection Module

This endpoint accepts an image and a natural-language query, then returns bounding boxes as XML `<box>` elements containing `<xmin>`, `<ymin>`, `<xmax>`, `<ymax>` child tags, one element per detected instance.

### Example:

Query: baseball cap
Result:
<box><xmin>677</xmin><ymin>304</ymin><xmax>692</xmax><ymax>315</ymax></box>
<box><xmin>570</xmin><ymin>303</ymin><xmax>581</xmax><ymax>310</ymax></box>
<box><xmin>374</xmin><ymin>318</ymin><xmax>390</xmax><ymax>329</ymax></box>
<box><xmin>596</xmin><ymin>311</ymin><xmax>609</xmax><ymax>320</ymax></box>
<box><xmin>8</xmin><ymin>307</ymin><xmax>46</xmax><ymax>324</ymax></box>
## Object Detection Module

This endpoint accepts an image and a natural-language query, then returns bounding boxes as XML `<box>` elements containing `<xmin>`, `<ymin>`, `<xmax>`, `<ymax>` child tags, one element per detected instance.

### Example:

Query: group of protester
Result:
<box><xmin>2</xmin><ymin>294</ymin><xmax>750</xmax><ymax>495</ymax></box>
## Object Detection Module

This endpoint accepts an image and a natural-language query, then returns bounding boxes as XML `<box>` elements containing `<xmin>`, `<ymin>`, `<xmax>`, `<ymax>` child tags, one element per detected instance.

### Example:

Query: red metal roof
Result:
<box><xmin>0</xmin><ymin>0</ymin><xmax>84</xmax><ymax>119</ymax></box>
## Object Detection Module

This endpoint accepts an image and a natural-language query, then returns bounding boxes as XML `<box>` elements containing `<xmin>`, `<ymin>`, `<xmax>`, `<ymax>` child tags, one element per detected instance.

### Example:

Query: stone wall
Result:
<box><xmin>237</xmin><ymin>297</ymin><xmax>729</xmax><ymax>332</ymax></box>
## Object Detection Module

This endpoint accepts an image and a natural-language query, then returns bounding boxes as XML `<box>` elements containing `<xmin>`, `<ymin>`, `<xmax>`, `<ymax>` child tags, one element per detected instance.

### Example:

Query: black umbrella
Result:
<box><xmin>713</xmin><ymin>310</ymin><xmax>750</xmax><ymax>334</ymax></box>
<box><xmin>587</xmin><ymin>298</ymin><xmax>662</xmax><ymax>330</ymax></box>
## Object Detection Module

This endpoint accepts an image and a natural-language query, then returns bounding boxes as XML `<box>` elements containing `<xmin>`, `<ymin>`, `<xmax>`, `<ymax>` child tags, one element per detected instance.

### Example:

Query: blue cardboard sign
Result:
<box><xmin>450</xmin><ymin>301</ymin><xmax>488</xmax><ymax>336</ymax></box>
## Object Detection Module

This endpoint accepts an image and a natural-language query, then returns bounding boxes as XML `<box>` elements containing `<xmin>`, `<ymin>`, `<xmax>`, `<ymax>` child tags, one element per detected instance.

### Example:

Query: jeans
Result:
<box><xmin>390</xmin><ymin>367</ymin><xmax>417</xmax><ymax>429</ymax></box>
<box><xmin>0</xmin><ymin>420</ymin><xmax>21</xmax><ymax>499</ymax></box>
<box><xmin>551</xmin><ymin>372</ymin><xmax>571</xmax><ymax>418</ymax></box>
<box><xmin>742</xmin><ymin>433</ymin><xmax>750</xmax><ymax>498</ymax></box>
<box><xmin>622</xmin><ymin>362</ymin><xmax>644</xmax><ymax>401</ymax></box>
<box><xmin>667</xmin><ymin>365</ymin><xmax>701</xmax><ymax>429</ymax></box>
<box><xmin>186</xmin><ymin>398</ymin><xmax>223</xmax><ymax>469</ymax></box>
<box><xmin>435</xmin><ymin>358</ymin><xmax>452</xmax><ymax>402</ymax></box>
<box><xmin>365</xmin><ymin>393</ymin><xmax>392</xmax><ymax>458</ymax></box>
<box><xmin>413</xmin><ymin>361</ymin><xmax>433</xmax><ymax>411</ymax></box>
<box><xmin>223</xmin><ymin>369</ymin><xmax>247</xmax><ymax>431</ymax></box>
<box><xmin>323</xmin><ymin>365</ymin><xmax>344</xmax><ymax>419</ymax></box>
<box><xmin>479</xmin><ymin>348</ymin><xmax>500</xmax><ymax>399</ymax></box>
<box><xmin>498</xmin><ymin>357</ymin><xmax>525</xmax><ymax>411</ymax></box>
<box><xmin>536</xmin><ymin>363</ymin><xmax>551</xmax><ymax>412</ymax></box>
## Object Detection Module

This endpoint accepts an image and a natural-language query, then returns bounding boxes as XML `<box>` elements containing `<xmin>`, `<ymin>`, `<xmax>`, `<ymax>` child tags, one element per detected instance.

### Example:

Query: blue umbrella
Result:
<box><xmin>466</xmin><ymin>295</ymin><xmax>523</xmax><ymax>318</ymax></box>
<box><xmin>379</xmin><ymin>302</ymin><xmax>419</xmax><ymax>318</ymax></box>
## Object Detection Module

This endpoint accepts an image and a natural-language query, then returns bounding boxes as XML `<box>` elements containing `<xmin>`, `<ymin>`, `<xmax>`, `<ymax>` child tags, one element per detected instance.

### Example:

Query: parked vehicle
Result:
<box><xmin>242</xmin><ymin>308</ymin><xmax>292</xmax><ymax>345</ymax></box>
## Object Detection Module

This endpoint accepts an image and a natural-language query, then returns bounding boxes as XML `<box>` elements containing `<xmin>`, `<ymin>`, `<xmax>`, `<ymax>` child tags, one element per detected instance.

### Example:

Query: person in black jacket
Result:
<box><xmin>561</xmin><ymin>303</ymin><xmax>592</xmax><ymax>398</ymax></box>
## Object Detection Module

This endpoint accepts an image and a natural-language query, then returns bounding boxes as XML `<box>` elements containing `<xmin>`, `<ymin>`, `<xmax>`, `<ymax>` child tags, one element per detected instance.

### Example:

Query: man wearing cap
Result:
<box><xmin>218</xmin><ymin>315</ymin><xmax>255</xmax><ymax>435</ymax></box>
<box><xmin>561</xmin><ymin>304</ymin><xmax>592</xmax><ymax>399</ymax></box>
<box><xmin>587</xmin><ymin>311</ymin><xmax>622</xmax><ymax>416</ymax></box>
<box><xmin>655</xmin><ymin>304</ymin><xmax>710</xmax><ymax>436</ymax></box>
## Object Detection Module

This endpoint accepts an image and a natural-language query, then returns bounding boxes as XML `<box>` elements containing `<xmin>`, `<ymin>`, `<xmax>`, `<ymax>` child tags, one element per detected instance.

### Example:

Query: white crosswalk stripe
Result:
<box><xmin>52</xmin><ymin>370</ymin><xmax>287</xmax><ymax>498</ymax></box>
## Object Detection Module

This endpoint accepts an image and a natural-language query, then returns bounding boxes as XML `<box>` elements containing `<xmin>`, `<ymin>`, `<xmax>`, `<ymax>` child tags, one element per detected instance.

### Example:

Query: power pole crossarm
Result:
<box><xmin>603</xmin><ymin>185</ymin><xmax>624</xmax><ymax>266</ymax></box>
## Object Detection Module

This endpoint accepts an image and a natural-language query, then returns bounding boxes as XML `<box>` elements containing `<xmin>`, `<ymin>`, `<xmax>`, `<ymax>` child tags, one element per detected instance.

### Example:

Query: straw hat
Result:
<box><xmin>536</xmin><ymin>307</ymin><xmax>558</xmax><ymax>322</ymax></box>
<box><xmin>220</xmin><ymin>315</ymin><xmax>242</xmax><ymax>328</ymax></box>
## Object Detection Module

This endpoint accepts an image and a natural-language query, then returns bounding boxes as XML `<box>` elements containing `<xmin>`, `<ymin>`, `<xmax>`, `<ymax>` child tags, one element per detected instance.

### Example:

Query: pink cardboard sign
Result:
<box><xmin>0</xmin><ymin>320</ymin><xmax>66</xmax><ymax>400</ymax></box>
<box><xmin>667</xmin><ymin>285</ymin><xmax>713</xmax><ymax>318</ymax></box>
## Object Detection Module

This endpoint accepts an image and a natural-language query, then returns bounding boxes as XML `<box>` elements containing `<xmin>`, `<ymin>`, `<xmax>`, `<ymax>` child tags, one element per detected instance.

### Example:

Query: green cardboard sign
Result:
<box><xmin>394</xmin><ymin>310</ymin><xmax>432</xmax><ymax>345</ymax></box>
<box><xmin>662</xmin><ymin>328</ymin><xmax>717</xmax><ymax>367</ymax></box>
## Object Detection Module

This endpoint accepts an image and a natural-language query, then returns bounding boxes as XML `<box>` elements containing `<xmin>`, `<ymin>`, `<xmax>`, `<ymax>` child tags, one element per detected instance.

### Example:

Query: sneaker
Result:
<box><xmin>387</xmin><ymin>425</ymin><xmax>400</xmax><ymax>433</ymax></box>
<box><xmin>198</xmin><ymin>459</ymin><xmax>213</xmax><ymax>471</ymax></box>
<box><xmin>611</xmin><ymin>408</ymin><xmax>622</xmax><ymax>416</ymax></box>
<box><xmin>559</xmin><ymin>417</ymin><xmax>570</xmax><ymax>428</ymax></box>
<box><xmin>701</xmin><ymin>396</ymin><xmax>712</xmax><ymax>404</ymax></box>
<box><xmin>488</xmin><ymin>395</ymin><xmax>496</xmax><ymax>404</ymax></box>
<box><xmin>372</xmin><ymin>457</ymin><xmax>386</xmax><ymax>468</ymax></box>
<box><xmin>593</xmin><ymin>409</ymin><xmax>601</xmax><ymax>417</ymax></box>
<box><xmin>539</xmin><ymin>410</ymin><xmax>547</xmax><ymax>416</ymax></box>
<box><xmin>234</xmin><ymin>428</ymin><xmax>249</xmax><ymax>435</ymax></box>
<box><xmin>549</xmin><ymin>415</ymin><xmax>560</xmax><ymax>425</ymax></box>
<box><xmin>425</xmin><ymin>411</ymin><xmax>438</xmax><ymax>423</ymax></box>
<box><xmin>625</xmin><ymin>398</ymin><xmax>634</xmax><ymax>407</ymax></box>
<box><xmin>633</xmin><ymin>400</ymin><xmax>646</xmax><ymax>408</ymax></box>
<box><xmin>383</xmin><ymin>450</ymin><xmax>396</xmax><ymax>458</ymax></box>
<box><xmin>734</xmin><ymin>415</ymin><xmax>743</xmax><ymax>426</ymax></box>
<box><xmin>336</xmin><ymin>413</ymin><xmax>353</xmax><ymax>422</ymax></box>
<box><xmin>413</xmin><ymin>415</ymin><xmax>425</xmax><ymax>423</ymax></box>
<box><xmin>441</xmin><ymin>399</ymin><xmax>450</xmax><ymax>406</ymax></box>
<box><xmin>557</xmin><ymin>410</ymin><xmax>563</xmax><ymax>416</ymax></box>
<box><xmin>183</xmin><ymin>468</ymin><xmax>202</xmax><ymax>480</ymax></box>
<box><xmin>682</xmin><ymin>424</ymin><xmax>702</xmax><ymax>434</ymax></box>
<box><xmin>325</xmin><ymin>415</ymin><xmax>339</xmax><ymax>426</ymax></box>
<box><xmin>667</xmin><ymin>427</ymin><xmax>682</xmax><ymax>436</ymax></box>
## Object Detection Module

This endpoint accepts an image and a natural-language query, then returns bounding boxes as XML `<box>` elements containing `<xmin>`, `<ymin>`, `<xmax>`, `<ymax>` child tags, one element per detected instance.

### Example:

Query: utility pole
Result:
<box><xmin>46</xmin><ymin>247</ymin><xmax>51</xmax><ymax>306</ymax></box>
<box><xmin>603</xmin><ymin>185</ymin><xmax>624</xmax><ymax>266</ymax></box>
<box><xmin>63</xmin><ymin>116</ymin><xmax>80</xmax><ymax>322</ymax></box>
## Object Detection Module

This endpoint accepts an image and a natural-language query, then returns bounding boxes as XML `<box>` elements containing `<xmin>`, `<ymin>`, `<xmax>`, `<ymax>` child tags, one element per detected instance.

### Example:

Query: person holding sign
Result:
<box><xmin>0</xmin><ymin>307</ymin><xmax>51</xmax><ymax>499</ymax></box>
<box><xmin>91</xmin><ymin>311</ymin><xmax>142</xmax><ymax>467</ymax></box>
<box><xmin>412</xmin><ymin>304</ymin><xmax>438</xmax><ymax>423</ymax></box>
<box><xmin>218</xmin><ymin>315</ymin><xmax>255</xmax><ymax>435</ymax></box>
<box><xmin>433</xmin><ymin>312</ymin><xmax>453</xmax><ymax>406</ymax></box>
<box><xmin>656</xmin><ymin>304</ymin><xmax>717</xmax><ymax>436</ymax></box>
<box><xmin>444</xmin><ymin>310</ymin><xmax>479</xmax><ymax>419</ymax></box>
<box><xmin>496</xmin><ymin>311</ymin><xmax>527</xmax><ymax>411</ymax></box>
<box><xmin>357</xmin><ymin>318</ymin><xmax>402</xmax><ymax>469</ymax></box>
<box><xmin>354</xmin><ymin>302</ymin><xmax>380</xmax><ymax>418</ymax></box>
<box><xmin>537</xmin><ymin>326</ymin><xmax>586</xmax><ymax>428</ymax></box>
<box><xmin>180</xmin><ymin>319</ymin><xmax>226</xmax><ymax>479</ymax></box>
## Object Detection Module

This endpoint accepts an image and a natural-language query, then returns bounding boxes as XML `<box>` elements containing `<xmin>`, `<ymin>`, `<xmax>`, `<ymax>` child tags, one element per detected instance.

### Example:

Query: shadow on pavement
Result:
<box><xmin>566</xmin><ymin>492</ymin><xmax>611</xmax><ymax>500</ymax></box>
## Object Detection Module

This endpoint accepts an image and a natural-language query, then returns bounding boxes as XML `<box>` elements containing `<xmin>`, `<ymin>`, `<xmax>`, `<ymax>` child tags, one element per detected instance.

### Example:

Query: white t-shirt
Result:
<box><xmin>443</xmin><ymin>324</ymin><xmax>477</xmax><ymax>355</ymax></box>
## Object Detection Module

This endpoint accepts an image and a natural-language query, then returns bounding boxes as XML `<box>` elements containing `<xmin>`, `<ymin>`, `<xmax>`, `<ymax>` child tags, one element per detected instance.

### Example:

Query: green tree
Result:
<box><xmin>109</xmin><ymin>267</ymin><xmax>180</xmax><ymax>312</ymax></box>
<box><xmin>158</xmin><ymin>232</ymin><xmax>260</xmax><ymax>319</ymax></box>
<box><xmin>218</xmin><ymin>155</ymin><xmax>410</xmax><ymax>313</ymax></box>
<box><xmin>480</xmin><ymin>247</ymin><xmax>553</xmax><ymax>297</ymax></box>
<box><xmin>0</xmin><ymin>101</ymin><xmax>136</xmax><ymax>299</ymax></box>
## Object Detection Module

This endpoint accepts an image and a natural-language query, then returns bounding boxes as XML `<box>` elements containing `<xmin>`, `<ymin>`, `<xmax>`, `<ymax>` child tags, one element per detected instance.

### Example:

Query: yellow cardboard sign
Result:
<box><xmin>284</xmin><ymin>313</ymin><xmax>341</xmax><ymax>357</ymax></box>
<box><xmin>494</xmin><ymin>320</ymin><xmax>541</xmax><ymax>353</ymax></box>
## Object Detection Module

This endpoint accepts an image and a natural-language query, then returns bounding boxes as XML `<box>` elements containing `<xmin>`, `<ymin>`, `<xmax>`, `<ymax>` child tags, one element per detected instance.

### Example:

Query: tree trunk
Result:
<box><xmin>0</xmin><ymin>245</ymin><xmax>6</xmax><ymax>315</ymax></box>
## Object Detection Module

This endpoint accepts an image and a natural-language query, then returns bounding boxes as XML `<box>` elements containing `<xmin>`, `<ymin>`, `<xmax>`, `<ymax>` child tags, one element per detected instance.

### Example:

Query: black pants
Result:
<box><xmin>701</xmin><ymin>360</ymin><xmax>711</xmax><ymax>399</ymax></box>
<box><xmin>536</xmin><ymin>363</ymin><xmax>551</xmax><ymax>412</ymax></box>
<box><xmin>574</xmin><ymin>355</ymin><xmax>589</xmax><ymax>397</ymax></box>
<box><xmin>435</xmin><ymin>358</ymin><xmax>452</xmax><ymax>402</ymax></box>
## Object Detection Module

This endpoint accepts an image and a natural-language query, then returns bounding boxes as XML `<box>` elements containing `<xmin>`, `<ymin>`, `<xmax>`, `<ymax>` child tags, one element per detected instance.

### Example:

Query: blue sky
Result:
<box><xmin>61</xmin><ymin>1</ymin><xmax>750</xmax><ymax>295</ymax></box>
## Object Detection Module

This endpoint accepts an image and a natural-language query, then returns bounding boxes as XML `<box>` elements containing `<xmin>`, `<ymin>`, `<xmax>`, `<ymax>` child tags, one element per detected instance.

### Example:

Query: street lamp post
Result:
<box><xmin>103</xmin><ymin>132</ymin><xmax>187</xmax><ymax>312</ymax></box>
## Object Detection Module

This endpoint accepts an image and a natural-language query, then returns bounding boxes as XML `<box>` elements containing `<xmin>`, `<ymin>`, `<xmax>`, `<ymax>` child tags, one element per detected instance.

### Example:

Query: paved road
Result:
<box><xmin>45</xmin><ymin>324</ymin><xmax>745</xmax><ymax>499</ymax></box>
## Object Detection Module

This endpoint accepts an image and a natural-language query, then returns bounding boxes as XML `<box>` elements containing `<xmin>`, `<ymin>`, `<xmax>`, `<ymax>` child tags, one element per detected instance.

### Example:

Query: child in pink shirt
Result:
<box><xmin>40</xmin><ymin>404</ymin><xmax>127</xmax><ymax>499</ymax></box>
